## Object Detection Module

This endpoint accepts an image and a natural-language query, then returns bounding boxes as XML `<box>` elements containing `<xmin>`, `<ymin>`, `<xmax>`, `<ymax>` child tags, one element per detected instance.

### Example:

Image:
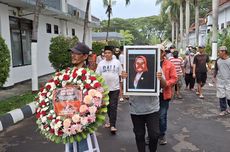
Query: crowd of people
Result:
<box><xmin>66</xmin><ymin>42</ymin><xmax>230</xmax><ymax>152</ymax></box>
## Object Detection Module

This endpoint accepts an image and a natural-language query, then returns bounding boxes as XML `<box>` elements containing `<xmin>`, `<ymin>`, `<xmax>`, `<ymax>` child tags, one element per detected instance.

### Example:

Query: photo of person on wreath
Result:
<box><xmin>129</xmin><ymin>55</ymin><xmax>155</xmax><ymax>90</ymax></box>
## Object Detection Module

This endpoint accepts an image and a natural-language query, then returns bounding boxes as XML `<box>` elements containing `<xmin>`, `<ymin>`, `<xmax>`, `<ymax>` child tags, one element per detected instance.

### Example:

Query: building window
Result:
<box><xmin>221</xmin><ymin>23</ymin><xmax>224</xmax><ymax>29</ymax></box>
<box><xmin>72</xmin><ymin>28</ymin><xmax>75</xmax><ymax>36</ymax></box>
<box><xmin>10</xmin><ymin>17</ymin><xmax>32</xmax><ymax>67</ymax></box>
<box><xmin>46</xmin><ymin>23</ymin><xmax>52</xmax><ymax>33</ymax></box>
<box><xmin>54</xmin><ymin>25</ymin><xmax>59</xmax><ymax>34</ymax></box>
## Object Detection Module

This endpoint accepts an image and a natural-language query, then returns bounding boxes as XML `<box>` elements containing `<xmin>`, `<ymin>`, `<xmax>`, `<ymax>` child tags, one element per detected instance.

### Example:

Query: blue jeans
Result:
<box><xmin>159</xmin><ymin>93</ymin><xmax>170</xmax><ymax>137</ymax></box>
<box><xmin>219</xmin><ymin>97</ymin><xmax>230</xmax><ymax>111</ymax></box>
<box><xmin>68</xmin><ymin>139</ymin><xmax>88</xmax><ymax>152</ymax></box>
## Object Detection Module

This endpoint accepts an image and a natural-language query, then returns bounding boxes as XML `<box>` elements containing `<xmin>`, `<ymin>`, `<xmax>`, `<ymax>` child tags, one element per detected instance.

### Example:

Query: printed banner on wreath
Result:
<box><xmin>53</xmin><ymin>86</ymin><xmax>82</xmax><ymax>117</ymax></box>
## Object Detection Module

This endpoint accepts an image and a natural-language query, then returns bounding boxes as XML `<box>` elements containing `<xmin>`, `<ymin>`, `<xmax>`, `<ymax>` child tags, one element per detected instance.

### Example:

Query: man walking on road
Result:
<box><xmin>96</xmin><ymin>45</ymin><xmax>123</xmax><ymax>134</ymax></box>
<box><xmin>215</xmin><ymin>46</ymin><xmax>230</xmax><ymax>116</ymax></box>
<box><xmin>193</xmin><ymin>45</ymin><xmax>211</xmax><ymax>99</ymax></box>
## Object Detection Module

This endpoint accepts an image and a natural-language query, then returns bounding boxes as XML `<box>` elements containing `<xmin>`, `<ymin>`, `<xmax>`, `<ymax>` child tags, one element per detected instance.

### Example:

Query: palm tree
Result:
<box><xmin>32</xmin><ymin>0</ymin><xmax>42</xmax><ymax>91</ymax></box>
<box><xmin>185</xmin><ymin>0</ymin><xmax>190</xmax><ymax>46</ymax></box>
<box><xmin>82</xmin><ymin>0</ymin><xmax>91</xmax><ymax>43</ymax></box>
<box><xmin>194</xmin><ymin>0</ymin><xmax>199</xmax><ymax>46</ymax></box>
<box><xmin>212</xmin><ymin>0</ymin><xmax>219</xmax><ymax>60</ymax></box>
<box><xmin>103</xmin><ymin>0</ymin><xmax>130</xmax><ymax>42</ymax></box>
<box><xmin>179</xmin><ymin>0</ymin><xmax>184</xmax><ymax>50</ymax></box>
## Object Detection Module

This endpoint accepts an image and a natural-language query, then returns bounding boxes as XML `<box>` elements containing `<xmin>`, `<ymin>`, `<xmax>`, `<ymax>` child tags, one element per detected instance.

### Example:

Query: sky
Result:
<box><xmin>91</xmin><ymin>0</ymin><xmax>161</xmax><ymax>20</ymax></box>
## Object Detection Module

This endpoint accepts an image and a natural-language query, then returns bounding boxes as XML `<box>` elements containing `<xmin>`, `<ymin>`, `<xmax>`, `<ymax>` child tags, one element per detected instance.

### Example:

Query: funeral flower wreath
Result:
<box><xmin>35</xmin><ymin>67</ymin><xmax>109</xmax><ymax>144</ymax></box>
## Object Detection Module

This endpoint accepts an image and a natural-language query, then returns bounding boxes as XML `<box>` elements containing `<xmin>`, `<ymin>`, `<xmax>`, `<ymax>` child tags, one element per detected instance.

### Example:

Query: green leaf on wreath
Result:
<box><xmin>76</xmin><ymin>134</ymin><xmax>82</xmax><ymax>142</ymax></box>
<box><xmin>55</xmin><ymin>137</ymin><xmax>62</xmax><ymax>143</ymax></box>
<box><xmin>70</xmin><ymin>136</ymin><xmax>75</xmax><ymax>143</ymax></box>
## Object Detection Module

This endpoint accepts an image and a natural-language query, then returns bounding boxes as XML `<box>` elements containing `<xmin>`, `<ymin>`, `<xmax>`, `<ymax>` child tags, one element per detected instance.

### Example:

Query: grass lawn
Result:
<box><xmin>0</xmin><ymin>92</ymin><xmax>36</xmax><ymax>116</ymax></box>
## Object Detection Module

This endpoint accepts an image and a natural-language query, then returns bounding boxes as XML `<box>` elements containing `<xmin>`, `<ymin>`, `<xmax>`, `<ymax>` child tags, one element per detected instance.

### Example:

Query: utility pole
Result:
<box><xmin>211</xmin><ymin>0</ymin><xmax>219</xmax><ymax>60</ymax></box>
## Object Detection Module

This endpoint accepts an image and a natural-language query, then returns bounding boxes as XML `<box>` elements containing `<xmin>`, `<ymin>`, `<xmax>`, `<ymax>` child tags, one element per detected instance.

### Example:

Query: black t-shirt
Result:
<box><xmin>193</xmin><ymin>54</ymin><xmax>209</xmax><ymax>73</ymax></box>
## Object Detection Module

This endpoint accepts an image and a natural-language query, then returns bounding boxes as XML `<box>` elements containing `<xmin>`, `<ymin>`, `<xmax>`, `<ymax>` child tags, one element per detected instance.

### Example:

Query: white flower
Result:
<box><xmin>89</xmin><ymin>106</ymin><xmax>97</xmax><ymax>114</ymax></box>
<box><xmin>80</xmin><ymin>117</ymin><xmax>89</xmax><ymax>126</ymax></box>
<box><xmin>46</xmin><ymin>127</ymin><xmax>50</xmax><ymax>131</ymax></box>
<box><xmin>58</xmin><ymin>75</ymin><xmax>64</xmax><ymax>80</ymax></box>
<box><xmin>73</xmin><ymin>78</ymin><xmax>77</xmax><ymax>83</ymax></box>
<box><xmin>50</xmin><ymin>110</ymin><xmax>54</xmax><ymax>114</ymax></box>
<box><xmin>85</xmin><ymin>79</ymin><xmax>91</xmax><ymax>84</ymax></box>
<box><xmin>72</xmin><ymin>114</ymin><xmax>80</xmax><ymax>123</ymax></box>
<box><xmin>42</xmin><ymin>107</ymin><xmax>49</xmax><ymax>111</ymax></box>
<box><xmin>41</xmin><ymin>116</ymin><xmax>47</xmax><ymax>123</ymax></box>
<box><xmin>77</xmin><ymin>70</ymin><xmax>82</xmax><ymax>76</ymax></box>
<box><xmin>62</xmin><ymin>81</ymin><xmax>67</xmax><ymax>87</ymax></box>
<box><xmin>77</xmin><ymin>80</ymin><xmax>82</xmax><ymax>84</ymax></box>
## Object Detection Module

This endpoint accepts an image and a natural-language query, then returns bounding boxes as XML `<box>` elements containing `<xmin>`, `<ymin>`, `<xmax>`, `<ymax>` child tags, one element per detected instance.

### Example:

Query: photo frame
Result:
<box><xmin>53</xmin><ymin>85</ymin><xmax>82</xmax><ymax>116</ymax></box>
<box><xmin>123</xmin><ymin>46</ymin><xmax>160</xmax><ymax>96</ymax></box>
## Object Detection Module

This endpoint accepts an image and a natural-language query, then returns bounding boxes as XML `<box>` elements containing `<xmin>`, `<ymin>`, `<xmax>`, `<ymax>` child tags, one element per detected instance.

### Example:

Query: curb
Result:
<box><xmin>0</xmin><ymin>102</ymin><xmax>36</xmax><ymax>131</ymax></box>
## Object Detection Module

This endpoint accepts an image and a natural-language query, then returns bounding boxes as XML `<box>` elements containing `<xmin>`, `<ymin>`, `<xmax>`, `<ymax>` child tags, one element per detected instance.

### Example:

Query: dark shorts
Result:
<box><xmin>196</xmin><ymin>72</ymin><xmax>207</xmax><ymax>86</ymax></box>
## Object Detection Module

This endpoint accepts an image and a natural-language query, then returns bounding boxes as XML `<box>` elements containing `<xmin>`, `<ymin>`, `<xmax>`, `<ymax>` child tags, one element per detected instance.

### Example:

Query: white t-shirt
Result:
<box><xmin>119</xmin><ymin>54</ymin><xmax>124</xmax><ymax>66</ymax></box>
<box><xmin>96</xmin><ymin>58</ymin><xmax>122</xmax><ymax>91</ymax></box>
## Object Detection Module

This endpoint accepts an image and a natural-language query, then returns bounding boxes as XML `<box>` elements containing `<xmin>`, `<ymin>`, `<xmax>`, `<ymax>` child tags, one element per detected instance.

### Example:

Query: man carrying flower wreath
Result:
<box><xmin>66</xmin><ymin>42</ymin><xmax>92</xmax><ymax>152</ymax></box>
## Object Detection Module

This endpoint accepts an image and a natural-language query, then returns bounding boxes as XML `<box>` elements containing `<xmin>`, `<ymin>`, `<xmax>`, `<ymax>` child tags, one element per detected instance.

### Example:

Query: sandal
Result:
<box><xmin>104</xmin><ymin>123</ymin><xmax>110</xmax><ymax>128</ymax></box>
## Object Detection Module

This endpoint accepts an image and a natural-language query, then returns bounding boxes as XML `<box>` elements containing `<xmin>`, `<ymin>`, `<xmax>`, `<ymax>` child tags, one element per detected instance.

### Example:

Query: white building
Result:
<box><xmin>0</xmin><ymin>0</ymin><xmax>100</xmax><ymax>87</ymax></box>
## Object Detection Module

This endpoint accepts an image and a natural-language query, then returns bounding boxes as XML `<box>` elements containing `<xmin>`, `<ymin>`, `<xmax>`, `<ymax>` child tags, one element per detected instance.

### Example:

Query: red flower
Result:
<box><xmin>48</xmin><ymin>115</ymin><xmax>53</xmax><ymax>120</ymax></box>
<box><xmin>36</xmin><ymin>113</ymin><xmax>40</xmax><ymax>119</ymax></box>
<box><xmin>46</xmin><ymin>85</ymin><xmax>51</xmax><ymax>90</ymax></box>
<box><xmin>63</xmin><ymin>75</ymin><xmax>70</xmax><ymax>81</ymax></box>
<box><xmin>81</xmin><ymin>76</ymin><xmax>86</xmax><ymax>81</ymax></box>
<box><xmin>40</xmin><ymin>111</ymin><xmax>46</xmax><ymax>116</ymax></box>
<box><xmin>84</xmin><ymin>83</ymin><xmax>91</xmax><ymax>89</ymax></box>
<box><xmin>50</xmin><ymin>129</ymin><xmax>54</xmax><ymax>134</ymax></box>
<box><xmin>81</xmin><ymin>69</ymin><xmax>87</xmax><ymax>75</ymax></box>
<box><xmin>58</xmin><ymin>130</ymin><xmax>63</xmax><ymax>136</ymax></box>
<box><xmin>90</xmin><ymin>76</ymin><xmax>96</xmax><ymax>81</ymax></box>
<box><xmin>94</xmin><ymin>82</ymin><xmax>101</xmax><ymax>88</ymax></box>
<box><xmin>55</xmin><ymin>119</ymin><xmax>60</xmax><ymax>123</ymax></box>
<box><xmin>39</xmin><ymin>101</ymin><xmax>46</xmax><ymax>107</ymax></box>
<box><xmin>72</xmin><ymin>72</ymin><xmax>77</xmax><ymax>78</ymax></box>
<box><xmin>41</xmin><ymin>93</ymin><xmax>47</xmax><ymax>97</ymax></box>
<box><xmin>40</xmin><ymin>87</ymin><xmax>44</xmax><ymax>92</ymax></box>
<box><xmin>54</xmin><ymin>80</ymin><xmax>59</xmax><ymax>85</ymax></box>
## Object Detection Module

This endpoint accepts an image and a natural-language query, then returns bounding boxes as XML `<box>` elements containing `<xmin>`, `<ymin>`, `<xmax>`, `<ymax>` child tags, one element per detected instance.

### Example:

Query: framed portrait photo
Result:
<box><xmin>123</xmin><ymin>45</ymin><xmax>160</xmax><ymax>96</ymax></box>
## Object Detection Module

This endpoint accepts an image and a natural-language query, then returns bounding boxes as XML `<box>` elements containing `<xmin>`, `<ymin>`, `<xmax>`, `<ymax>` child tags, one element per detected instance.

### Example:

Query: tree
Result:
<box><xmin>103</xmin><ymin>0</ymin><xmax>130</xmax><ymax>42</ymax></box>
<box><xmin>82</xmin><ymin>0</ymin><xmax>91</xmax><ymax>43</ymax></box>
<box><xmin>185</xmin><ymin>0</ymin><xmax>190</xmax><ymax>46</ymax></box>
<box><xmin>211</xmin><ymin>0</ymin><xmax>219</xmax><ymax>60</ymax></box>
<box><xmin>119</xmin><ymin>30</ymin><xmax>134</xmax><ymax>45</ymax></box>
<box><xmin>31</xmin><ymin>0</ymin><xmax>43</xmax><ymax>91</ymax></box>
<box><xmin>194</xmin><ymin>0</ymin><xmax>199</xmax><ymax>46</ymax></box>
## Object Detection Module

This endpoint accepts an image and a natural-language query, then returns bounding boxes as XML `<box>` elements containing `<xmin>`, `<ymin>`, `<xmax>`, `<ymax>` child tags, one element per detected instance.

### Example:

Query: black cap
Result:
<box><xmin>170</xmin><ymin>45</ymin><xmax>176</xmax><ymax>49</ymax></box>
<box><xmin>69</xmin><ymin>42</ymin><xmax>91</xmax><ymax>54</ymax></box>
<box><xmin>104</xmin><ymin>45</ymin><xmax>114</xmax><ymax>52</ymax></box>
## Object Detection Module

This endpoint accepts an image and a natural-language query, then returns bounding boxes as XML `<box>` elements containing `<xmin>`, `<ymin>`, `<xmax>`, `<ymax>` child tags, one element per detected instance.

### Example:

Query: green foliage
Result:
<box><xmin>119</xmin><ymin>30</ymin><xmax>134</xmax><ymax>45</ymax></box>
<box><xmin>205</xmin><ymin>43</ymin><xmax>212</xmax><ymax>56</ymax></box>
<box><xmin>107</xmin><ymin>40</ymin><xmax>120</xmax><ymax>47</ymax></box>
<box><xmin>0</xmin><ymin>35</ymin><xmax>10</xmax><ymax>87</ymax></box>
<box><xmin>0</xmin><ymin>92</ymin><xmax>36</xmax><ymax>116</ymax></box>
<box><xmin>223</xmin><ymin>36</ymin><xmax>230</xmax><ymax>54</ymax></box>
<box><xmin>92</xmin><ymin>41</ymin><xmax>107</xmax><ymax>55</ymax></box>
<box><xmin>49</xmin><ymin>36</ymin><xmax>78</xmax><ymax>71</ymax></box>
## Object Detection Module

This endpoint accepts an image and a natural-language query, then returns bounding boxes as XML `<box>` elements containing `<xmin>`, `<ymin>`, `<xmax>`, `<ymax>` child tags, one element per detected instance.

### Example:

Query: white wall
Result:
<box><xmin>1</xmin><ymin>1</ymin><xmax>93</xmax><ymax>87</ymax></box>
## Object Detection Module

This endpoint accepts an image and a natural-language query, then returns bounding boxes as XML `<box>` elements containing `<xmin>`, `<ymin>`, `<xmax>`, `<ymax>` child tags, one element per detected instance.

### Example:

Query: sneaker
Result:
<box><xmin>178</xmin><ymin>95</ymin><xmax>183</xmax><ymax>99</ymax></box>
<box><xmin>119</xmin><ymin>98</ymin><xmax>124</xmax><ymax>102</ymax></box>
<box><xmin>104</xmin><ymin>123</ymin><xmax>110</xmax><ymax>128</ymax></box>
<box><xmin>199</xmin><ymin>95</ymin><xmax>204</xmax><ymax>99</ymax></box>
<box><xmin>196</xmin><ymin>91</ymin><xmax>200</xmax><ymax>95</ymax></box>
<box><xmin>219</xmin><ymin>111</ymin><xmax>228</xmax><ymax>116</ymax></box>
<box><xmin>159</xmin><ymin>136</ymin><xmax>167</xmax><ymax>145</ymax></box>
<box><xmin>227</xmin><ymin>109</ymin><xmax>230</xmax><ymax>114</ymax></box>
<box><xmin>110</xmin><ymin>126</ymin><xmax>117</xmax><ymax>134</ymax></box>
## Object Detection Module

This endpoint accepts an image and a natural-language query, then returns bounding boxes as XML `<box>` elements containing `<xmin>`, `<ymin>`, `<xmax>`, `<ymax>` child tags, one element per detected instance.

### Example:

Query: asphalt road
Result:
<box><xmin>0</xmin><ymin>82</ymin><xmax>230</xmax><ymax>152</ymax></box>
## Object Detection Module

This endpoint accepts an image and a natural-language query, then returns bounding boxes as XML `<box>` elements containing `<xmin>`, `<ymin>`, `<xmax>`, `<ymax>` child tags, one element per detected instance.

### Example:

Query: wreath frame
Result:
<box><xmin>35</xmin><ymin>67</ymin><xmax>109</xmax><ymax>144</ymax></box>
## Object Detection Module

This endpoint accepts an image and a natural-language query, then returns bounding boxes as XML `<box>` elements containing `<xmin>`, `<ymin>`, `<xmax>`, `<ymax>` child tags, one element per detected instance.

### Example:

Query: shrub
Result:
<box><xmin>223</xmin><ymin>35</ymin><xmax>230</xmax><ymax>53</ymax></box>
<box><xmin>0</xmin><ymin>35</ymin><xmax>11</xmax><ymax>87</ymax></box>
<box><xmin>49</xmin><ymin>36</ymin><xmax>78</xmax><ymax>71</ymax></box>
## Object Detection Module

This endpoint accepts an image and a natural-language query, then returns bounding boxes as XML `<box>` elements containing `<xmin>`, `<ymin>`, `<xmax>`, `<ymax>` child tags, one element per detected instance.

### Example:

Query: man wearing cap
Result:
<box><xmin>215</xmin><ymin>46</ymin><xmax>230</xmax><ymax>116</ymax></box>
<box><xmin>193</xmin><ymin>45</ymin><xmax>211</xmax><ymax>99</ymax></box>
<box><xmin>67</xmin><ymin>42</ymin><xmax>91</xmax><ymax>152</ymax></box>
<box><xmin>96</xmin><ymin>45</ymin><xmax>123</xmax><ymax>133</ymax></box>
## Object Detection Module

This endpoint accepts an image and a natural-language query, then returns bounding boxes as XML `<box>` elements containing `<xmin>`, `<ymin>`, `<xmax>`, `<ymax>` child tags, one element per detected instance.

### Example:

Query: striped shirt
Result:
<box><xmin>169</xmin><ymin>57</ymin><xmax>183</xmax><ymax>76</ymax></box>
